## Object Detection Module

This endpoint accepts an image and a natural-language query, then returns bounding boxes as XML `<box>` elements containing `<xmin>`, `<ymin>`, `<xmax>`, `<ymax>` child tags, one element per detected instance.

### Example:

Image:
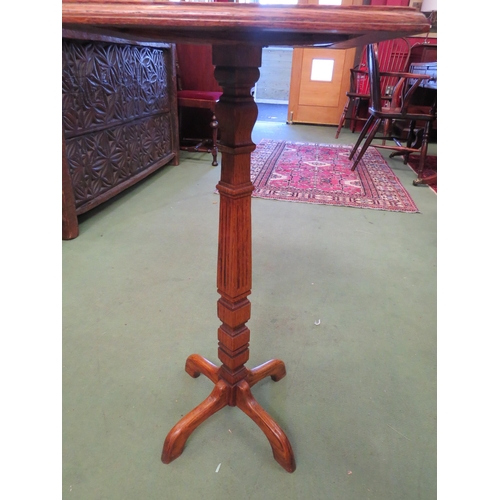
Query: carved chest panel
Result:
<box><xmin>62</xmin><ymin>38</ymin><xmax>179</xmax><ymax>216</ymax></box>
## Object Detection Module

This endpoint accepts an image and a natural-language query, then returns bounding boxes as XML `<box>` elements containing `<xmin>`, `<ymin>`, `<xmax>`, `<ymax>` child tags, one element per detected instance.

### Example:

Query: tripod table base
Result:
<box><xmin>161</xmin><ymin>354</ymin><xmax>296</xmax><ymax>473</ymax></box>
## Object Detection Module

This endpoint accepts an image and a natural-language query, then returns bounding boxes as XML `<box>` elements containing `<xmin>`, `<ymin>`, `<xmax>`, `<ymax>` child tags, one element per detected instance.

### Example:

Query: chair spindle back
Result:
<box><xmin>366</xmin><ymin>44</ymin><xmax>382</xmax><ymax>112</ymax></box>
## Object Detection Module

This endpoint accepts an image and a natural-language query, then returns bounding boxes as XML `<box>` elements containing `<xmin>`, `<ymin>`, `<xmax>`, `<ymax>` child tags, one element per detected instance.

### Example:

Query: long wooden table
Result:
<box><xmin>62</xmin><ymin>1</ymin><xmax>430</xmax><ymax>473</ymax></box>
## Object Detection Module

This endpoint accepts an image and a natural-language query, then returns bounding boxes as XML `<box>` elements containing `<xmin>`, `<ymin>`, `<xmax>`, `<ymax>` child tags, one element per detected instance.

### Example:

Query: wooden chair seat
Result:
<box><xmin>374</xmin><ymin>106</ymin><xmax>435</xmax><ymax>122</ymax></box>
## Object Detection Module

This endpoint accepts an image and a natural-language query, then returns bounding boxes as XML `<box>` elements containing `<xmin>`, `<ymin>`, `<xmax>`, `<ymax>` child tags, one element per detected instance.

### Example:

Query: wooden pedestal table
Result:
<box><xmin>62</xmin><ymin>1</ymin><xmax>430</xmax><ymax>473</ymax></box>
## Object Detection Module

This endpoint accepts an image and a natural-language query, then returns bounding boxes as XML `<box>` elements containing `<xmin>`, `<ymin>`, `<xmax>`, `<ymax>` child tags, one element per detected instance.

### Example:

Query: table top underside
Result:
<box><xmin>62</xmin><ymin>2</ymin><xmax>430</xmax><ymax>48</ymax></box>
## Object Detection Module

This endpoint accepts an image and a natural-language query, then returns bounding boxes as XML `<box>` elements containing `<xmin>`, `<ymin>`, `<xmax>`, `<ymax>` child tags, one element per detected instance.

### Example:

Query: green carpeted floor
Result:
<box><xmin>63</xmin><ymin>122</ymin><xmax>436</xmax><ymax>500</ymax></box>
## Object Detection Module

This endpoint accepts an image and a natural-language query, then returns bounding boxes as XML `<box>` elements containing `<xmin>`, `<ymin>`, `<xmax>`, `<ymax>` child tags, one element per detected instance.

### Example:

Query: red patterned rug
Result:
<box><xmin>249</xmin><ymin>140</ymin><xmax>419</xmax><ymax>213</ymax></box>
<box><xmin>407</xmin><ymin>155</ymin><xmax>437</xmax><ymax>193</ymax></box>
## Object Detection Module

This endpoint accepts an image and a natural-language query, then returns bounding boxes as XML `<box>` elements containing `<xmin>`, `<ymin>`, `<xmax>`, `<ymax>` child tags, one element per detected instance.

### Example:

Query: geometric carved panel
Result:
<box><xmin>63</xmin><ymin>40</ymin><xmax>170</xmax><ymax>137</ymax></box>
<box><xmin>65</xmin><ymin>114</ymin><xmax>172</xmax><ymax>208</ymax></box>
<box><xmin>62</xmin><ymin>39</ymin><xmax>175</xmax><ymax>209</ymax></box>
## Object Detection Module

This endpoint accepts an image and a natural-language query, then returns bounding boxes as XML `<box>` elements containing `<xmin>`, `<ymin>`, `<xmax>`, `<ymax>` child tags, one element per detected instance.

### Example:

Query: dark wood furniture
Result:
<box><xmin>335</xmin><ymin>37</ymin><xmax>411</xmax><ymax>138</ymax></box>
<box><xmin>62</xmin><ymin>1</ymin><xmax>430</xmax><ymax>472</ymax></box>
<box><xmin>393</xmin><ymin>41</ymin><xmax>437</xmax><ymax>186</ymax></box>
<box><xmin>176</xmin><ymin>44</ymin><xmax>222</xmax><ymax>166</ymax></box>
<box><xmin>407</xmin><ymin>41</ymin><xmax>437</xmax><ymax>67</ymax></box>
<box><xmin>62</xmin><ymin>33</ymin><xmax>180</xmax><ymax>240</ymax></box>
<box><xmin>404</xmin><ymin>59</ymin><xmax>437</xmax><ymax>186</ymax></box>
<box><xmin>349</xmin><ymin>43</ymin><xmax>436</xmax><ymax>178</ymax></box>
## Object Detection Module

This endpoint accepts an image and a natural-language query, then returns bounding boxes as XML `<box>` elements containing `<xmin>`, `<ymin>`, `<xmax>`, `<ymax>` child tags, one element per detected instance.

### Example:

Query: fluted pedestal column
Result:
<box><xmin>161</xmin><ymin>44</ymin><xmax>295</xmax><ymax>473</ymax></box>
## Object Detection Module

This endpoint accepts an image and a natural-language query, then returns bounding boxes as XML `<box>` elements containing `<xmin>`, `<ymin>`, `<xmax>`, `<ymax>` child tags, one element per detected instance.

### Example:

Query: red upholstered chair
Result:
<box><xmin>176</xmin><ymin>44</ymin><xmax>222</xmax><ymax>166</ymax></box>
<box><xmin>177</xmin><ymin>89</ymin><xmax>222</xmax><ymax>166</ymax></box>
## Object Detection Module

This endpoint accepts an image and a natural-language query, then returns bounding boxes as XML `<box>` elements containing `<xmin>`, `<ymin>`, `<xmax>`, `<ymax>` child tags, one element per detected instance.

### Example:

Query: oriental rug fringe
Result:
<box><xmin>248</xmin><ymin>140</ymin><xmax>419</xmax><ymax>213</ymax></box>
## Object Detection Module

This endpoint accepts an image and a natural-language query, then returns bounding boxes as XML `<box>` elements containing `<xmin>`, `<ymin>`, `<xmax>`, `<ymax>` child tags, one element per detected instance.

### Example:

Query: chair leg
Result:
<box><xmin>349</xmin><ymin>114</ymin><xmax>375</xmax><ymax>161</ymax></box>
<box><xmin>210</xmin><ymin>113</ymin><xmax>219</xmax><ymax>167</ymax></box>
<box><xmin>416</xmin><ymin>121</ymin><xmax>431</xmax><ymax>179</ymax></box>
<box><xmin>412</xmin><ymin>120</ymin><xmax>435</xmax><ymax>186</ymax></box>
<box><xmin>350</xmin><ymin>98</ymin><xmax>357</xmax><ymax>133</ymax></box>
<box><xmin>350</xmin><ymin>117</ymin><xmax>382</xmax><ymax>172</ymax></box>
<box><xmin>403</xmin><ymin>121</ymin><xmax>422</xmax><ymax>164</ymax></box>
<box><xmin>389</xmin><ymin>121</ymin><xmax>422</xmax><ymax>164</ymax></box>
<box><xmin>381</xmin><ymin>118</ymin><xmax>392</xmax><ymax>146</ymax></box>
<box><xmin>335</xmin><ymin>97</ymin><xmax>350</xmax><ymax>139</ymax></box>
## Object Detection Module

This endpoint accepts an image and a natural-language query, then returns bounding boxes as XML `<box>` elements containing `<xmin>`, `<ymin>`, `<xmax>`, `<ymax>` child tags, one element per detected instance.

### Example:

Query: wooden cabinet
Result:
<box><xmin>62</xmin><ymin>33</ymin><xmax>179</xmax><ymax>239</ymax></box>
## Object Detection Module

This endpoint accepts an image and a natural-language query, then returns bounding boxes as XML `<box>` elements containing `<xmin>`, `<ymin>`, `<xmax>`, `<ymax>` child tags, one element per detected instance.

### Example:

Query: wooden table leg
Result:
<box><xmin>161</xmin><ymin>43</ymin><xmax>296</xmax><ymax>473</ymax></box>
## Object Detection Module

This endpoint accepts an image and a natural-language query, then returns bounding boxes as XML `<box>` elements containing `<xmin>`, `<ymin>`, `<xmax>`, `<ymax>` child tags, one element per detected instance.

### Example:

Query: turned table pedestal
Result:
<box><xmin>162</xmin><ymin>44</ymin><xmax>297</xmax><ymax>471</ymax></box>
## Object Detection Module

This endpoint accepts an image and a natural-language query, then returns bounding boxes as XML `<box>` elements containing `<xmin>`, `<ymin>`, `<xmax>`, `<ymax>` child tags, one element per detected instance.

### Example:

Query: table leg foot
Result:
<box><xmin>185</xmin><ymin>354</ymin><xmax>219</xmax><ymax>384</ymax></box>
<box><xmin>236</xmin><ymin>380</ymin><xmax>296</xmax><ymax>473</ymax></box>
<box><xmin>247</xmin><ymin>359</ymin><xmax>286</xmax><ymax>387</ymax></box>
<box><xmin>161</xmin><ymin>379</ymin><xmax>229</xmax><ymax>464</ymax></box>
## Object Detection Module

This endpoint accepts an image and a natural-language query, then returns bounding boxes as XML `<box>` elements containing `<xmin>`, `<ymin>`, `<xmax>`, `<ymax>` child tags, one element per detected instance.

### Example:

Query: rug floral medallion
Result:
<box><xmin>250</xmin><ymin>139</ymin><xmax>419</xmax><ymax>213</ymax></box>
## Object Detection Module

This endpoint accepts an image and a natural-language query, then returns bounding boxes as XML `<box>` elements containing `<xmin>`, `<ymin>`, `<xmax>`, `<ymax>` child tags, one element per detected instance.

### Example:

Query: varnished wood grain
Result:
<box><xmin>161</xmin><ymin>380</ymin><xmax>229</xmax><ymax>464</ymax></box>
<box><xmin>62</xmin><ymin>2</ymin><xmax>430</xmax><ymax>47</ymax></box>
<box><xmin>185</xmin><ymin>354</ymin><xmax>219</xmax><ymax>384</ymax></box>
<box><xmin>213</xmin><ymin>45</ymin><xmax>260</xmax><ymax>400</ymax></box>
<box><xmin>247</xmin><ymin>359</ymin><xmax>287</xmax><ymax>388</ymax></box>
<box><xmin>236</xmin><ymin>380</ymin><xmax>296</xmax><ymax>473</ymax></box>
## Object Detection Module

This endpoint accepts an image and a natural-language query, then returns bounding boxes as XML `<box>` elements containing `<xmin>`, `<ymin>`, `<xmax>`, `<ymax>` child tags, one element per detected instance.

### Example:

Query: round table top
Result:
<box><xmin>62</xmin><ymin>1</ymin><xmax>430</xmax><ymax>48</ymax></box>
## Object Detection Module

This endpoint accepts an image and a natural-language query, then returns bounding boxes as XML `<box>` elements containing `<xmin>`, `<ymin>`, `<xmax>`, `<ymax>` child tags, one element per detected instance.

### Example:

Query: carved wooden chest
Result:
<box><xmin>62</xmin><ymin>35</ymin><xmax>179</xmax><ymax>239</ymax></box>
